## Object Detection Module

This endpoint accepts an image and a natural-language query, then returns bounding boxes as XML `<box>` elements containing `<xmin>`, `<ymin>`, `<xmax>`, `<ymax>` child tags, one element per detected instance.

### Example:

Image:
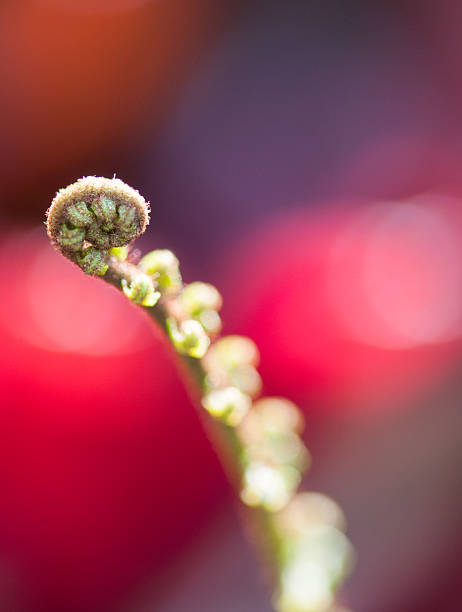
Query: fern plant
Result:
<box><xmin>46</xmin><ymin>176</ymin><xmax>353</xmax><ymax>612</ymax></box>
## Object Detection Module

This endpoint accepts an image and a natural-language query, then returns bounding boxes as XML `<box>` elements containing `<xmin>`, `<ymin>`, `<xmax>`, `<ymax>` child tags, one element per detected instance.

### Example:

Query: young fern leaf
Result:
<box><xmin>45</xmin><ymin>177</ymin><xmax>354</xmax><ymax>612</ymax></box>
<box><xmin>47</xmin><ymin>176</ymin><xmax>150</xmax><ymax>275</ymax></box>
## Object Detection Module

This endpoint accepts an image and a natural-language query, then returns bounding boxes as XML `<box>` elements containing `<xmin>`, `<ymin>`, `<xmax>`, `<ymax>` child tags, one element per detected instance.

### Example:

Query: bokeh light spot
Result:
<box><xmin>327</xmin><ymin>196</ymin><xmax>462</xmax><ymax>349</ymax></box>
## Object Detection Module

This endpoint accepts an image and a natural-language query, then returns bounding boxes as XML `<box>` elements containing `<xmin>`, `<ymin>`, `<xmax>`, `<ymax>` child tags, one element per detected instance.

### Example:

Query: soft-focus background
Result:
<box><xmin>1</xmin><ymin>1</ymin><xmax>462</xmax><ymax>610</ymax></box>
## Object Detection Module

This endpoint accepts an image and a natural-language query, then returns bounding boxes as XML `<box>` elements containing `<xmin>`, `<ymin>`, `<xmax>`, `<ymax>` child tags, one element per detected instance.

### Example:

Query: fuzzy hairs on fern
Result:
<box><xmin>46</xmin><ymin>176</ymin><xmax>150</xmax><ymax>276</ymax></box>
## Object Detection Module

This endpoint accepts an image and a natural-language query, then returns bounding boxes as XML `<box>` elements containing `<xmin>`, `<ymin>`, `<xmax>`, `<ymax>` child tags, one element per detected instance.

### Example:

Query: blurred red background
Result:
<box><xmin>2</xmin><ymin>1</ymin><xmax>462</xmax><ymax>611</ymax></box>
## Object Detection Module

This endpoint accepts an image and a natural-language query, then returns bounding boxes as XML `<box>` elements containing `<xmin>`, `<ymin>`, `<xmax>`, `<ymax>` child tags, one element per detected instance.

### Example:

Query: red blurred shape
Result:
<box><xmin>221</xmin><ymin>196</ymin><xmax>462</xmax><ymax>410</ymax></box>
<box><xmin>0</xmin><ymin>229</ymin><xmax>223</xmax><ymax>611</ymax></box>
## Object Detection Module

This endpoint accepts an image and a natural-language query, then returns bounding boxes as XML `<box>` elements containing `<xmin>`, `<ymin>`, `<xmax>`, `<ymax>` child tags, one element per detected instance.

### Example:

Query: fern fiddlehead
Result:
<box><xmin>46</xmin><ymin>177</ymin><xmax>354</xmax><ymax>612</ymax></box>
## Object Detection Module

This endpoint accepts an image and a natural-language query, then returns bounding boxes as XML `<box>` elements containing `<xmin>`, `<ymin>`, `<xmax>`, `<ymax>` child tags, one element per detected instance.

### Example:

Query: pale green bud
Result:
<box><xmin>276</xmin><ymin>527</ymin><xmax>353</xmax><ymax>612</ymax></box>
<box><xmin>251</xmin><ymin>397</ymin><xmax>305</xmax><ymax>434</ymax></box>
<box><xmin>196</xmin><ymin>309</ymin><xmax>221</xmax><ymax>334</ymax></box>
<box><xmin>204</xmin><ymin>335</ymin><xmax>261</xmax><ymax>396</ymax></box>
<box><xmin>238</xmin><ymin>397</ymin><xmax>308</xmax><ymax>473</ymax></box>
<box><xmin>240</xmin><ymin>426</ymin><xmax>310</xmax><ymax>474</ymax></box>
<box><xmin>202</xmin><ymin>386</ymin><xmax>251</xmax><ymax>426</ymax></box>
<box><xmin>277</xmin><ymin>493</ymin><xmax>346</xmax><ymax>538</ymax></box>
<box><xmin>179</xmin><ymin>281</ymin><xmax>222</xmax><ymax>316</ymax></box>
<box><xmin>166</xmin><ymin>318</ymin><xmax>210</xmax><ymax>358</ymax></box>
<box><xmin>277</xmin><ymin>553</ymin><xmax>333</xmax><ymax>612</ymax></box>
<box><xmin>206</xmin><ymin>335</ymin><xmax>259</xmax><ymax>369</ymax></box>
<box><xmin>139</xmin><ymin>249</ymin><xmax>182</xmax><ymax>294</ymax></box>
<box><xmin>240</xmin><ymin>461</ymin><xmax>301</xmax><ymax>512</ymax></box>
<box><xmin>121</xmin><ymin>274</ymin><xmax>160</xmax><ymax>307</ymax></box>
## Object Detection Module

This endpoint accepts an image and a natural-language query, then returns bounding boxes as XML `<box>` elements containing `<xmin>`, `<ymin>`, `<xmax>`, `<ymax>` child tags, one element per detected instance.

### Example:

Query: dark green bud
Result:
<box><xmin>65</xmin><ymin>201</ymin><xmax>94</xmax><ymax>227</ymax></box>
<box><xmin>76</xmin><ymin>247</ymin><xmax>108</xmax><ymax>276</ymax></box>
<box><xmin>55</xmin><ymin>223</ymin><xmax>85</xmax><ymax>252</ymax></box>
